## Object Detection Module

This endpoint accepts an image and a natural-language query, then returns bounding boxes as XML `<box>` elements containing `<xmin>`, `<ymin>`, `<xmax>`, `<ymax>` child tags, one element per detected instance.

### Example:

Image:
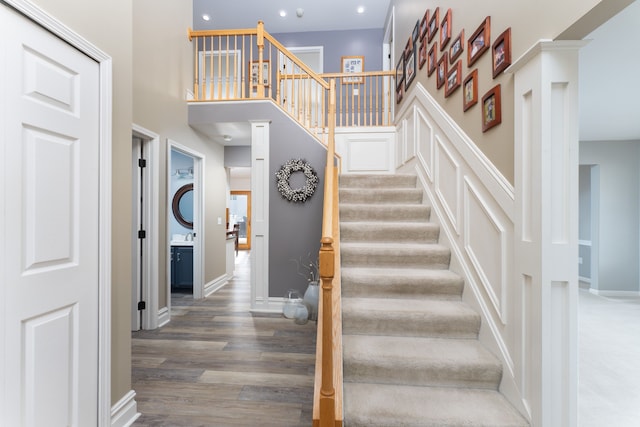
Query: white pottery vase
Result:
<box><xmin>303</xmin><ymin>281</ymin><xmax>319</xmax><ymax>321</ymax></box>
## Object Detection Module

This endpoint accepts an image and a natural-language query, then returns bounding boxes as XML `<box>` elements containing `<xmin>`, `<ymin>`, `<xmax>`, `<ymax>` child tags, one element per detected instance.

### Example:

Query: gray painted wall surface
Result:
<box><xmin>273</xmin><ymin>28</ymin><xmax>384</xmax><ymax>73</ymax></box>
<box><xmin>225</xmin><ymin>146</ymin><xmax>251</xmax><ymax>167</ymax></box>
<box><xmin>580</xmin><ymin>140</ymin><xmax>640</xmax><ymax>292</ymax></box>
<box><xmin>578</xmin><ymin>165</ymin><xmax>592</xmax><ymax>279</ymax></box>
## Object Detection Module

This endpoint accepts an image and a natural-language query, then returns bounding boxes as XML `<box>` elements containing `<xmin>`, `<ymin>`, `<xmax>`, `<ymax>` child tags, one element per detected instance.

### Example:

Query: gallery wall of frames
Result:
<box><xmin>396</xmin><ymin>7</ymin><xmax>512</xmax><ymax>133</ymax></box>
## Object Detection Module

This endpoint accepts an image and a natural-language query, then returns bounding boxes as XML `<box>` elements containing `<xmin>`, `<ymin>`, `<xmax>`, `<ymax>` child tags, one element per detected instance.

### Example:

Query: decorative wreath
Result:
<box><xmin>275</xmin><ymin>158</ymin><xmax>319</xmax><ymax>203</ymax></box>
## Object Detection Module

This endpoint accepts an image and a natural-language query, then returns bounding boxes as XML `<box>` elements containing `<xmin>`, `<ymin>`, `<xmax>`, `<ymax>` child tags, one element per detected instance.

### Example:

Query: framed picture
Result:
<box><xmin>341</xmin><ymin>56</ymin><xmax>364</xmax><ymax>84</ymax></box>
<box><xmin>412</xmin><ymin>20</ymin><xmax>420</xmax><ymax>43</ymax></box>
<box><xmin>436</xmin><ymin>52</ymin><xmax>448</xmax><ymax>89</ymax></box>
<box><xmin>492</xmin><ymin>28</ymin><xmax>512</xmax><ymax>78</ymax></box>
<box><xmin>395</xmin><ymin>53</ymin><xmax>405</xmax><ymax>91</ymax></box>
<box><xmin>427</xmin><ymin>42</ymin><xmax>438</xmax><ymax>76</ymax></box>
<box><xmin>468</xmin><ymin>16</ymin><xmax>491</xmax><ymax>67</ymax></box>
<box><xmin>439</xmin><ymin>8</ymin><xmax>452</xmax><ymax>50</ymax></box>
<box><xmin>482</xmin><ymin>84</ymin><xmax>502</xmax><ymax>132</ymax></box>
<box><xmin>396</xmin><ymin>85</ymin><xmax>403</xmax><ymax>104</ymax></box>
<box><xmin>445</xmin><ymin>60</ymin><xmax>462</xmax><ymax>98</ymax></box>
<box><xmin>419</xmin><ymin>40</ymin><xmax>427</xmax><ymax>69</ymax></box>
<box><xmin>449</xmin><ymin>29</ymin><xmax>464</xmax><ymax>63</ymax></box>
<box><xmin>427</xmin><ymin>7</ymin><xmax>440</xmax><ymax>43</ymax></box>
<box><xmin>419</xmin><ymin>9</ymin><xmax>429</xmax><ymax>40</ymax></box>
<box><xmin>250</xmin><ymin>60</ymin><xmax>270</xmax><ymax>87</ymax></box>
<box><xmin>463</xmin><ymin>69</ymin><xmax>478</xmax><ymax>111</ymax></box>
<box><xmin>405</xmin><ymin>37</ymin><xmax>413</xmax><ymax>56</ymax></box>
<box><xmin>405</xmin><ymin>48</ymin><xmax>416</xmax><ymax>90</ymax></box>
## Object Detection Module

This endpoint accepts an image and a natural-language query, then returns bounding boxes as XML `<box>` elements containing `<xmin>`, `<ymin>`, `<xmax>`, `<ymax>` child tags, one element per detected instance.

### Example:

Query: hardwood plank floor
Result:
<box><xmin>132</xmin><ymin>251</ymin><xmax>316</xmax><ymax>427</ymax></box>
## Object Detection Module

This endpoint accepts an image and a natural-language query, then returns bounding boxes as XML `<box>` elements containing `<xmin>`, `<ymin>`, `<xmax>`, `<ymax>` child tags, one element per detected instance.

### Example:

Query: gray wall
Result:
<box><xmin>578</xmin><ymin>165</ymin><xmax>592</xmax><ymax>280</ymax></box>
<box><xmin>580</xmin><ymin>140</ymin><xmax>640</xmax><ymax>292</ymax></box>
<box><xmin>269</xmin><ymin>128</ymin><xmax>326</xmax><ymax>298</ymax></box>
<box><xmin>273</xmin><ymin>28</ymin><xmax>384</xmax><ymax>73</ymax></box>
<box><xmin>225</xmin><ymin>146</ymin><xmax>251</xmax><ymax>167</ymax></box>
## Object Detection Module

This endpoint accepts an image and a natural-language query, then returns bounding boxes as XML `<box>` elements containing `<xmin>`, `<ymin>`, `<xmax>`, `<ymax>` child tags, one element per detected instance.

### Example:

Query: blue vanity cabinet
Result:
<box><xmin>171</xmin><ymin>245</ymin><xmax>193</xmax><ymax>290</ymax></box>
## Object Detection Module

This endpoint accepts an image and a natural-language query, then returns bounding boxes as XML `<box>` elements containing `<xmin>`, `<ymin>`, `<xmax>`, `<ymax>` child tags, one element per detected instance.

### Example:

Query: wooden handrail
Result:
<box><xmin>314</xmin><ymin>78</ymin><xmax>342</xmax><ymax>427</ymax></box>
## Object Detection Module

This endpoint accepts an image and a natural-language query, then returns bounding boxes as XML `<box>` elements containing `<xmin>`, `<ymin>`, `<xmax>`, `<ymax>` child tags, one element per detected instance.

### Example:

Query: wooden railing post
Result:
<box><xmin>257</xmin><ymin>20</ymin><xmax>265</xmax><ymax>98</ymax></box>
<box><xmin>318</xmin><ymin>237</ymin><xmax>335</xmax><ymax>426</ymax></box>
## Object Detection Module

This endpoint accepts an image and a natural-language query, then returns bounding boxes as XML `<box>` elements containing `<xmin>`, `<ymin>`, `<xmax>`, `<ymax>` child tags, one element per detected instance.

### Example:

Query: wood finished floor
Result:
<box><xmin>132</xmin><ymin>251</ymin><xmax>317</xmax><ymax>427</ymax></box>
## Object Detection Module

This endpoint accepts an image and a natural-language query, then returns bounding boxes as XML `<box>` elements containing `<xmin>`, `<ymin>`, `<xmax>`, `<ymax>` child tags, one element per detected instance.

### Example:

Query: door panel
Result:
<box><xmin>0</xmin><ymin>5</ymin><xmax>100</xmax><ymax>426</ymax></box>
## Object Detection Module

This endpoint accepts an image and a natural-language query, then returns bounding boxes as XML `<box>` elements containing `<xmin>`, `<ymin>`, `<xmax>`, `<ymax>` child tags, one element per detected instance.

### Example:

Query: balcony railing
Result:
<box><xmin>188</xmin><ymin>24</ymin><xmax>395</xmax><ymax>141</ymax></box>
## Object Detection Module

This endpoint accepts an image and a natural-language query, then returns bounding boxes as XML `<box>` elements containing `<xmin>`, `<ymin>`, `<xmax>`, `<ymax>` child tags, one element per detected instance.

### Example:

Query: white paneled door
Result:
<box><xmin>0</xmin><ymin>5</ymin><xmax>101</xmax><ymax>426</ymax></box>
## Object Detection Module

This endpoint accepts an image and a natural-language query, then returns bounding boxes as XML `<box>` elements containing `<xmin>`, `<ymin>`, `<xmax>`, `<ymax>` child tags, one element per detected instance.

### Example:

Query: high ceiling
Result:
<box><xmin>191</xmin><ymin>1</ymin><xmax>640</xmax><ymax>145</ymax></box>
<box><xmin>192</xmin><ymin>0</ymin><xmax>391</xmax><ymax>33</ymax></box>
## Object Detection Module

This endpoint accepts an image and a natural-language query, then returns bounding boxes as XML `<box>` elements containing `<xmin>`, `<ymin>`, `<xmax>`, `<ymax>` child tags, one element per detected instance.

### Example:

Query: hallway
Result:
<box><xmin>579</xmin><ymin>289</ymin><xmax>640</xmax><ymax>426</ymax></box>
<box><xmin>131</xmin><ymin>251</ymin><xmax>317</xmax><ymax>426</ymax></box>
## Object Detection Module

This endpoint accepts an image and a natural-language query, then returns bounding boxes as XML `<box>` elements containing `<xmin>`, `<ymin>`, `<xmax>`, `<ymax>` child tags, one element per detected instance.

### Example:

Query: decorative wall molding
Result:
<box><xmin>397</xmin><ymin>81</ymin><xmax>526</xmax><ymax>417</ymax></box>
<box><xmin>335</xmin><ymin>126</ymin><xmax>395</xmax><ymax>174</ymax></box>
<box><xmin>157</xmin><ymin>307</ymin><xmax>170</xmax><ymax>328</ymax></box>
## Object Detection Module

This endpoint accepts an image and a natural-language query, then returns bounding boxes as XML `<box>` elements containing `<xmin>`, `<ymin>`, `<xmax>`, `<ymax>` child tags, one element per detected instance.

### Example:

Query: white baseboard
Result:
<box><xmin>157</xmin><ymin>306</ymin><xmax>170</xmax><ymax>328</ymax></box>
<box><xmin>111</xmin><ymin>390</ymin><xmax>140</xmax><ymax>427</ymax></box>
<box><xmin>589</xmin><ymin>289</ymin><xmax>640</xmax><ymax>297</ymax></box>
<box><xmin>204</xmin><ymin>274</ymin><xmax>229</xmax><ymax>297</ymax></box>
<box><xmin>251</xmin><ymin>297</ymin><xmax>285</xmax><ymax>314</ymax></box>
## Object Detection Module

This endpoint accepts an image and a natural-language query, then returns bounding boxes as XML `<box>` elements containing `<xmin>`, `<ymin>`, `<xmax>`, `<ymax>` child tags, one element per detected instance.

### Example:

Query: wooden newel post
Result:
<box><xmin>257</xmin><ymin>20</ymin><xmax>265</xmax><ymax>98</ymax></box>
<box><xmin>319</xmin><ymin>236</ymin><xmax>335</xmax><ymax>426</ymax></box>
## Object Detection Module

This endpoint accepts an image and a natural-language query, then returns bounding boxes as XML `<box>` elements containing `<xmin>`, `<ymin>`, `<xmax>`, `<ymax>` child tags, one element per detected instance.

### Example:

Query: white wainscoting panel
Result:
<box><xmin>435</xmin><ymin>136</ymin><xmax>461</xmax><ymax>234</ymax></box>
<box><xmin>416</xmin><ymin>108</ymin><xmax>434</xmax><ymax>182</ymax></box>
<box><xmin>335</xmin><ymin>126</ymin><xmax>395</xmax><ymax>174</ymax></box>
<box><xmin>464</xmin><ymin>178</ymin><xmax>508</xmax><ymax>322</ymax></box>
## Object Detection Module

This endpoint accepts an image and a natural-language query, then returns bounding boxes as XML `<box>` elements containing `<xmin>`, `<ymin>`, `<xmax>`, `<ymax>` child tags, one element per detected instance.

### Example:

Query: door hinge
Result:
<box><xmin>138</xmin><ymin>230</ymin><xmax>146</xmax><ymax>239</ymax></box>
<box><xmin>138</xmin><ymin>301</ymin><xmax>146</xmax><ymax>310</ymax></box>
<box><xmin>138</xmin><ymin>158</ymin><xmax>147</xmax><ymax>168</ymax></box>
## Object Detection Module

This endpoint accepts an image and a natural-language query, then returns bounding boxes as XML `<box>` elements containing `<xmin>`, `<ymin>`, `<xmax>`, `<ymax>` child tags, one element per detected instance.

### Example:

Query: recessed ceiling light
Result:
<box><xmin>279</xmin><ymin>10</ymin><xmax>287</xmax><ymax>17</ymax></box>
<box><xmin>357</xmin><ymin>6</ymin><xmax>365</xmax><ymax>14</ymax></box>
<box><xmin>202</xmin><ymin>14</ymin><xmax>211</xmax><ymax>21</ymax></box>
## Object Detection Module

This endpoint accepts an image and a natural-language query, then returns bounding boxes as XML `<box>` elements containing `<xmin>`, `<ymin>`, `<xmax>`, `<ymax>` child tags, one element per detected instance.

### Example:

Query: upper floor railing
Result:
<box><xmin>188</xmin><ymin>23</ymin><xmax>395</xmax><ymax>143</ymax></box>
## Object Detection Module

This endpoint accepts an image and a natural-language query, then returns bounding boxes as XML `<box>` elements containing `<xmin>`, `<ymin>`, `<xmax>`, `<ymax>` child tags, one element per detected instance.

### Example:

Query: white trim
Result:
<box><xmin>250</xmin><ymin>297</ymin><xmax>285</xmax><ymax>314</ymax></box>
<box><xmin>578</xmin><ymin>240</ymin><xmax>592</xmax><ymax>246</ymax></box>
<box><xmin>589</xmin><ymin>289</ymin><xmax>640</xmax><ymax>297</ymax></box>
<box><xmin>132</xmin><ymin>124</ymin><xmax>161</xmax><ymax>330</ymax></box>
<box><xmin>249</xmin><ymin>121</ymin><xmax>271</xmax><ymax>311</ymax></box>
<box><xmin>157</xmin><ymin>307</ymin><xmax>170</xmax><ymax>328</ymax></box>
<box><xmin>284</xmin><ymin>46</ymin><xmax>324</xmax><ymax>73</ymax></box>
<box><xmin>204</xmin><ymin>274</ymin><xmax>229</xmax><ymax>297</ymax></box>
<box><xmin>110</xmin><ymin>390</ymin><xmax>140</xmax><ymax>427</ymax></box>
<box><xmin>506</xmin><ymin>40</ymin><xmax>589</xmax><ymax>75</ymax></box>
<box><xmin>167</xmin><ymin>140</ymin><xmax>205</xmax><ymax>300</ymax></box>
<box><xmin>3</xmin><ymin>1</ymin><xmax>114</xmax><ymax>425</ymax></box>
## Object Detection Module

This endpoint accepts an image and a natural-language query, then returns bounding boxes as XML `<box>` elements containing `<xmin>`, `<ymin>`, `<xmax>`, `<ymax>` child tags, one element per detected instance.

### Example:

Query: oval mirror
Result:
<box><xmin>172</xmin><ymin>183</ymin><xmax>193</xmax><ymax>229</ymax></box>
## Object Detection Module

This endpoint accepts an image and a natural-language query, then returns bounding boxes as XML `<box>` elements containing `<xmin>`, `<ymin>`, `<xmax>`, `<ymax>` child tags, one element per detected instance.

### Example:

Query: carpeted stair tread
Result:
<box><xmin>339</xmin><ymin>188</ymin><xmax>423</xmax><ymax>204</ymax></box>
<box><xmin>343</xmin><ymin>383</ymin><xmax>529</xmax><ymax>427</ymax></box>
<box><xmin>341</xmin><ymin>242</ymin><xmax>451</xmax><ymax>269</ymax></box>
<box><xmin>342</xmin><ymin>297</ymin><xmax>480</xmax><ymax>338</ymax></box>
<box><xmin>340</xmin><ymin>173</ymin><xmax>417</xmax><ymax>189</ymax></box>
<box><xmin>341</xmin><ymin>267</ymin><xmax>464</xmax><ymax>299</ymax></box>
<box><xmin>340</xmin><ymin>204</ymin><xmax>431</xmax><ymax>222</ymax></box>
<box><xmin>340</xmin><ymin>221</ymin><xmax>440</xmax><ymax>243</ymax></box>
<box><xmin>343</xmin><ymin>335</ymin><xmax>503</xmax><ymax>389</ymax></box>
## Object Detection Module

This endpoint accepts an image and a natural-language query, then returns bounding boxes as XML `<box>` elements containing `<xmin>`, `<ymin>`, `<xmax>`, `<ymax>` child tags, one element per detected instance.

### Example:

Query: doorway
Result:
<box><xmin>168</xmin><ymin>141</ymin><xmax>205</xmax><ymax>301</ymax></box>
<box><xmin>230</xmin><ymin>191</ymin><xmax>251</xmax><ymax>250</ymax></box>
<box><xmin>131</xmin><ymin>125</ymin><xmax>160</xmax><ymax>331</ymax></box>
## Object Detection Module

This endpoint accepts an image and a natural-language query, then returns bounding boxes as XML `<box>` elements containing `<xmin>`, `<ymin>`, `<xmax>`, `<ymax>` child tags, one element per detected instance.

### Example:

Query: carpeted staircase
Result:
<box><xmin>339</xmin><ymin>173</ymin><xmax>529</xmax><ymax>427</ymax></box>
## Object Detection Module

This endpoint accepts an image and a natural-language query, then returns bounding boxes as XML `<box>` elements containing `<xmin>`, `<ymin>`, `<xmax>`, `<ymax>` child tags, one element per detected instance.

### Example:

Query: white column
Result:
<box><xmin>510</xmin><ymin>40</ymin><xmax>586</xmax><ymax>427</ymax></box>
<box><xmin>250</xmin><ymin>120</ymin><xmax>270</xmax><ymax>310</ymax></box>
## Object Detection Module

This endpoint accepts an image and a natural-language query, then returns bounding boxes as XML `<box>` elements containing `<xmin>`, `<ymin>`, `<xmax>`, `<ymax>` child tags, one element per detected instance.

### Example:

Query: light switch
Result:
<box><xmin>217</xmin><ymin>217</ymin><xmax>222</xmax><ymax>225</ymax></box>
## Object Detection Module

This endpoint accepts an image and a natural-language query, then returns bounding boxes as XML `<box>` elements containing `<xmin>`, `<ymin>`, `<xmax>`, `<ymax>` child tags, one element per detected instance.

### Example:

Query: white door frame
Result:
<box><xmin>132</xmin><ymin>125</ymin><xmax>160</xmax><ymax>330</ymax></box>
<box><xmin>167</xmin><ymin>140</ymin><xmax>205</xmax><ymax>301</ymax></box>
<box><xmin>2</xmin><ymin>0</ymin><xmax>113</xmax><ymax>424</ymax></box>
